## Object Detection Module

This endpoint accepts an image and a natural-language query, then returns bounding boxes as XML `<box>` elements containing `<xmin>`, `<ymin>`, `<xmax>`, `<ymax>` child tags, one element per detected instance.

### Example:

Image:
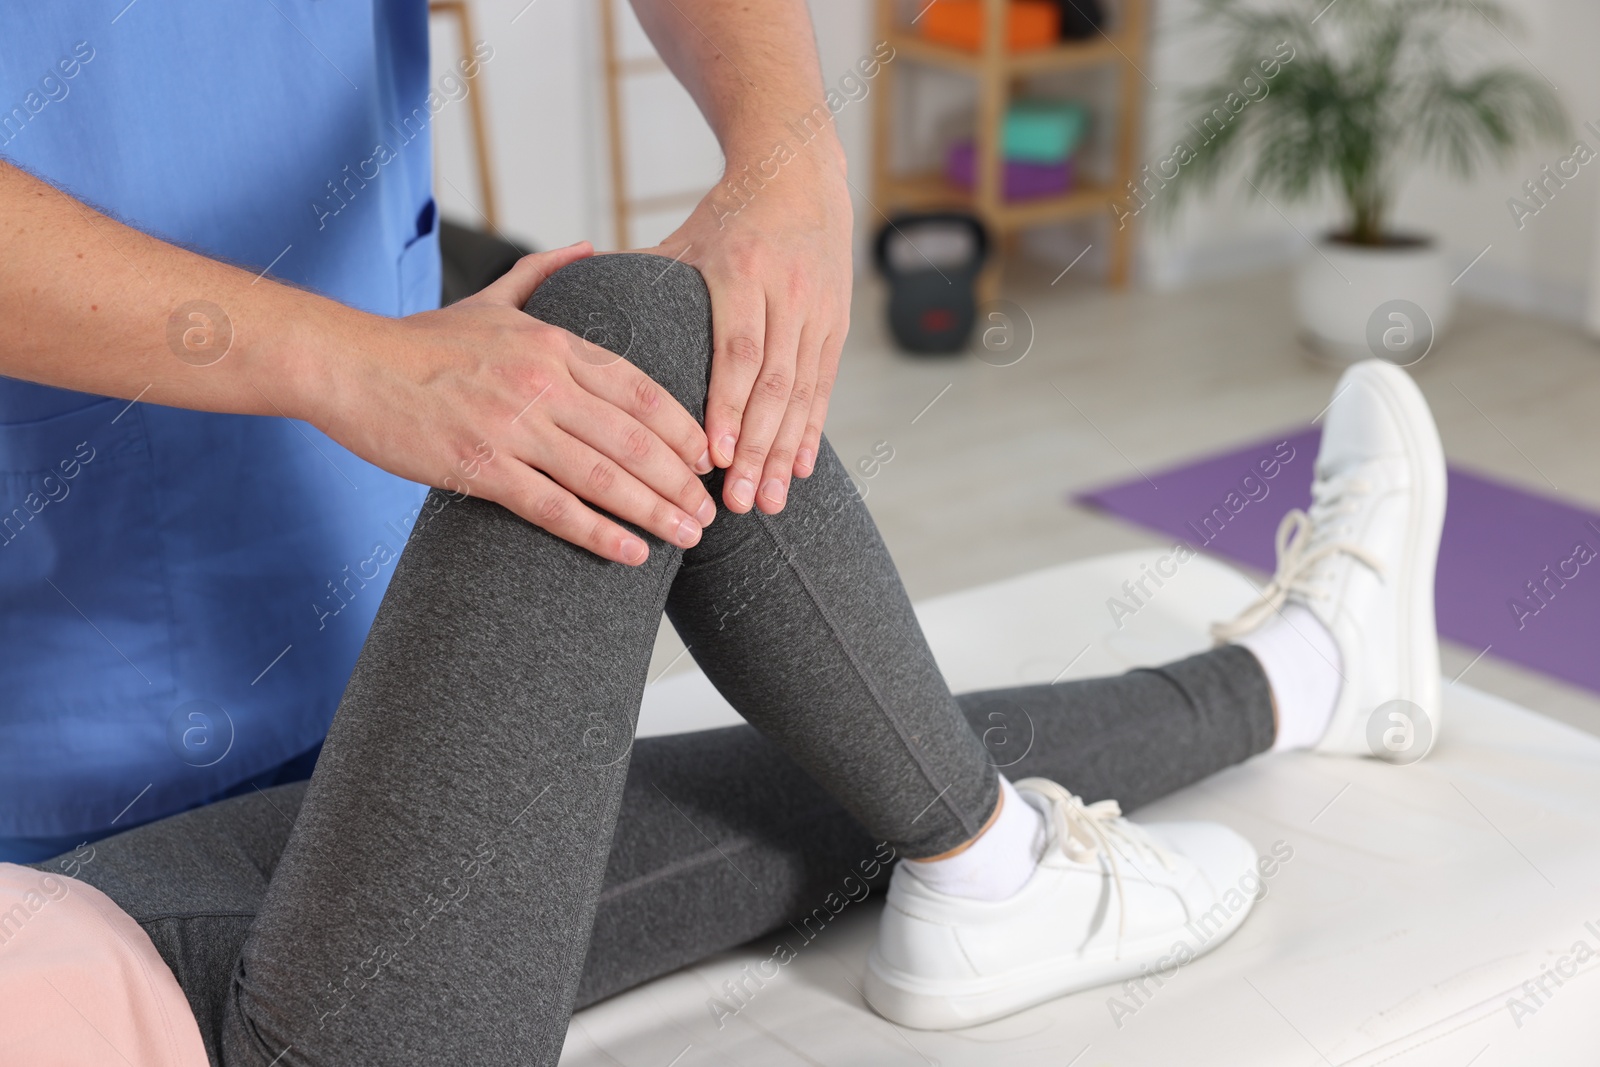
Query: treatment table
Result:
<box><xmin>561</xmin><ymin>552</ymin><xmax>1600</xmax><ymax>1066</ymax></box>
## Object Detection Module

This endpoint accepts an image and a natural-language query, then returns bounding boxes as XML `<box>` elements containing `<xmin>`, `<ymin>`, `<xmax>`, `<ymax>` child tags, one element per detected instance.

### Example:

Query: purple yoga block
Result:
<box><xmin>945</xmin><ymin>140</ymin><xmax>1074</xmax><ymax>201</ymax></box>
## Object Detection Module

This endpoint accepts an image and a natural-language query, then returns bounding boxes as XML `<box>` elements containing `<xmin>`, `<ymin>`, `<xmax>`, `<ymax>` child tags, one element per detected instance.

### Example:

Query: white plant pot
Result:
<box><xmin>1292</xmin><ymin>236</ymin><xmax>1455</xmax><ymax>366</ymax></box>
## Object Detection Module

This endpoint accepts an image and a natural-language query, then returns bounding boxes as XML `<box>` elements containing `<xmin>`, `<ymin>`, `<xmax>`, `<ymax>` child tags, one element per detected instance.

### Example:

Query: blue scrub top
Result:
<box><xmin>1</xmin><ymin>2</ymin><xmax>440</xmax><ymax>836</ymax></box>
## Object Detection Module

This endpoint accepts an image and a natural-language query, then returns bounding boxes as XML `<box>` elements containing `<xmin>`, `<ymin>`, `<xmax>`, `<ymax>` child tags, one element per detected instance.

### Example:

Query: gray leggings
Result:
<box><xmin>48</xmin><ymin>254</ymin><xmax>1275</xmax><ymax>1067</ymax></box>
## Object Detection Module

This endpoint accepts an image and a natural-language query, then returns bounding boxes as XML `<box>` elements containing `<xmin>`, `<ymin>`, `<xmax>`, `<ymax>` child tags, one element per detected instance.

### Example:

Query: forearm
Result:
<box><xmin>0</xmin><ymin>160</ymin><xmax>360</xmax><ymax>420</ymax></box>
<box><xmin>627</xmin><ymin>0</ymin><xmax>844</xmax><ymax>174</ymax></box>
<box><xmin>0</xmin><ymin>166</ymin><xmax>718</xmax><ymax>562</ymax></box>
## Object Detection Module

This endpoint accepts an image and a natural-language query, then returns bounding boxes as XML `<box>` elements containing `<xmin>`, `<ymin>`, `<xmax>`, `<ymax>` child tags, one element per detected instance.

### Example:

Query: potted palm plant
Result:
<box><xmin>1161</xmin><ymin>0</ymin><xmax>1567</xmax><ymax>362</ymax></box>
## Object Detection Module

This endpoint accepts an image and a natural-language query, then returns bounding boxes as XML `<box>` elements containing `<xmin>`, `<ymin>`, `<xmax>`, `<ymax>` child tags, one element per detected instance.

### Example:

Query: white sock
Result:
<box><xmin>903</xmin><ymin>777</ymin><xmax>1046</xmax><ymax>901</ymax></box>
<box><xmin>1236</xmin><ymin>603</ymin><xmax>1343</xmax><ymax>752</ymax></box>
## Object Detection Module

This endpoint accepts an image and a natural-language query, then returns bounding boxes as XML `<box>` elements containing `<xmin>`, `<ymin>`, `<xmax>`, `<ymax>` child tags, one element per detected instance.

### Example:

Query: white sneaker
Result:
<box><xmin>864</xmin><ymin>778</ymin><xmax>1260</xmax><ymax>1030</ymax></box>
<box><xmin>1213</xmin><ymin>360</ymin><xmax>1447</xmax><ymax>759</ymax></box>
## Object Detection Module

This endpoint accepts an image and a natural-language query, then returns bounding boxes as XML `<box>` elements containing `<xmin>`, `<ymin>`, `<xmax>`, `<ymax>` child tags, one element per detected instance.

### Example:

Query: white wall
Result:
<box><xmin>427</xmin><ymin>0</ymin><xmax>870</xmax><ymax>251</ymax></box>
<box><xmin>430</xmin><ymin>0</ymin><xmax>1600</xmax><ymax>325</ymax></box>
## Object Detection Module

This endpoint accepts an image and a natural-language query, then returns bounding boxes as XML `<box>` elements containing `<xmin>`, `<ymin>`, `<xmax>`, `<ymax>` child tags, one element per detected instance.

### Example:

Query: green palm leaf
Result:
<box><xmin>1152</xmin><ymin>0</ymin><xmax>1567</xmax><ymax>244</ymax></box>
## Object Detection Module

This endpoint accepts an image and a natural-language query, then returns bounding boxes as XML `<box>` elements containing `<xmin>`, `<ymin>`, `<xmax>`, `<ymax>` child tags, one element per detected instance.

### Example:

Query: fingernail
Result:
<box><xmin>716</xmin><ymin>432</ymin><xmax>737</xmax><ymax>465</ymax></box>
<box><xmin>729</xmin><ymin>476</ymin><xmax>755</xmax><ymax>508</ymax></box>
<box><xmin>695</xmin><ymin>449</ymin><xmax>713</xmax><ymax>475</ymax></box>
<box><xmin>676</xmin><ymin>519</ymin><xmax>701</xmax><ymax>547</ymax></box>
<box><xmin>795</xmin><ymin>448</ymin><xmax>815</xmax><ymax>476</ymax></box>
<box><xmin>760</xmin><ymin>478</ymin><xmax>787</xmax><ymax>508</ymax></box>
<box><xmin>622</xmin><ymin>538</ymin><xmax>647</xmax><ymax>564</ymax></box>
<box><xmin>696</xmin><ymin>498</ymin><xmax>716</xmax><ymax>525</ymax></box>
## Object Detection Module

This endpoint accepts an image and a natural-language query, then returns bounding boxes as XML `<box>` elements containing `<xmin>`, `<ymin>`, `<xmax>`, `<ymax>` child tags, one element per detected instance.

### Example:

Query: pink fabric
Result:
<box><xmin>0</xmin><ymin>862</ymin><xmax>208</xmax><ymax>1067</ymax></box>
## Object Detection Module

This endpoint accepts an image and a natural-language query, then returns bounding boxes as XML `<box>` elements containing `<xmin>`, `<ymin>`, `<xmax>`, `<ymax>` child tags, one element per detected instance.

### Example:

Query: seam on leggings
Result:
<box><xmin>597</xmin><ymin>800</ymin><xmax>850</xmax><ymax>904</ymax></box>
<box><xmin>753</xmin><ymin>511</ymin><xmax>982</xmax><ymax>842</ymax></box>
<box><xmin>134</xmin><ymin>910</ymin><xmax>259</xmax><ymax>925</ymax></box>
<box><xmin>597</xmin><ymin>847</ymin><xmax>740</xmax><ymax>905</ymax></box>
<box><xmin>598</xmin><ymin>840</ymin><xmax>761</xmax><ymax>905</ymax></box>
<box><xmin>1131</xmin><ymin>665</ymin><xmax>1203</xmax><ymax>718</ymax></box>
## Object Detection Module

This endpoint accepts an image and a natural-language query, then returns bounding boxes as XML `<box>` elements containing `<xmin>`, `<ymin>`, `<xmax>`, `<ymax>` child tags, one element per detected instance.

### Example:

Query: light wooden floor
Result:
<box><xmin>652</xmin><ymin>262</ymin><xmax>1600</xmax><ymax>740</ymax></box>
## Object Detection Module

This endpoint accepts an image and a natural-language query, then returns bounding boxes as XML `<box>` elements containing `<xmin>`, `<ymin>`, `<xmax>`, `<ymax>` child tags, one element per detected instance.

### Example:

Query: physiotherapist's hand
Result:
<box><xmin>642</xmin><ymin>140</ymin><xmax>853</xmax><ymax>515</ymax></box>
<box><xmin>309</xmin><ymin>242</ymin><xmax>715</xmax><ymax>566</ymax></box>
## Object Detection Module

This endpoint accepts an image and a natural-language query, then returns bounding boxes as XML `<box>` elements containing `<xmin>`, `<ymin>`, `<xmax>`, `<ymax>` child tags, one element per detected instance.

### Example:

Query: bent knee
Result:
<box><xmin>522</xmin><ymin>253</ymin><xmax>713</xmax><ymax>420</ymax></box>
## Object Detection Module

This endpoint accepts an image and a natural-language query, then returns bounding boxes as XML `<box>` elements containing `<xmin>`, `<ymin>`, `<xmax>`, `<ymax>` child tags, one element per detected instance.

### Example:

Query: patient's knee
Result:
<box><xmin>522</xmin><ymin>253</ymin><xmax>713</xmax><ymax>421</ymax></box>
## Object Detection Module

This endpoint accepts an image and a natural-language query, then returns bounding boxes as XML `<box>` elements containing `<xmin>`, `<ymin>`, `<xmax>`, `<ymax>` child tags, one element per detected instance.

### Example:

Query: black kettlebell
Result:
<box><xmin>874</xmin><ymin>213</ymin><xmax>990</xmax><ymax>355</ymax></box>
<box><xmin>1052</xmin><ymin>0</ymin><xmax>1105</xmax><ymax>39</ymax></box>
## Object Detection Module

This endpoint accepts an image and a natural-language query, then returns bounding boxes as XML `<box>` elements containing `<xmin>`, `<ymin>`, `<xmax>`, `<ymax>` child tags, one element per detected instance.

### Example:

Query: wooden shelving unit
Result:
<box><xmin>597</xmin><ymin>0</ymin><xmax>707</xmax><ymax>249</ymax></box>
<box><xmin>430</xmin><ymin>0</ymin><xmax>500</xmax><ymax>227</ymax></box>
<box><xmin>871</xmin><ymin>0</ymin><xmax>1150</xmax><ymax>299</ymax></box>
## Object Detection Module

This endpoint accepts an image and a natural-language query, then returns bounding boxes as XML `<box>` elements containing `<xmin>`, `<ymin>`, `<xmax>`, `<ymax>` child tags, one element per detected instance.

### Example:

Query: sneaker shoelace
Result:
<box><xmin>1016</xmin><ymin>777</ymin><xmax>1177</xmax><ymax>945</ymax></box>
<box><xmin>1209</xmin><ymin>472</ymin><xmax>1386</xmax><ymax>644</ymax></box>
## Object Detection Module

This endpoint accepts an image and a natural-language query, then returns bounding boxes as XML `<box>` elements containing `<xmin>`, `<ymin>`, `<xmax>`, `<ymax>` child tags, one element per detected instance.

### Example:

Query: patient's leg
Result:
<box><xmin>59</xmin><ymin>647</ymin><xmax>1270</xmax><ymax>1047</ymax></box>
<box><xmin>577</xmin><ymin>645</ymin><xmax>1272</xmax><ymax>1005</ymax></box>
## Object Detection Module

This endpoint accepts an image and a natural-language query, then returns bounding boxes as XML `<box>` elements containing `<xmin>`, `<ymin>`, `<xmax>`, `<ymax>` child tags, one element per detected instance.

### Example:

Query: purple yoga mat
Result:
<box><xmin>945</xmin><ymin>140</ymin><xmax>1074</xmax><ymax>201</ymax></box>
<box><xmin>1078</xmin><ymin>427</ymin><xmax>1600</xmax><ymax>697</ymax></box>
